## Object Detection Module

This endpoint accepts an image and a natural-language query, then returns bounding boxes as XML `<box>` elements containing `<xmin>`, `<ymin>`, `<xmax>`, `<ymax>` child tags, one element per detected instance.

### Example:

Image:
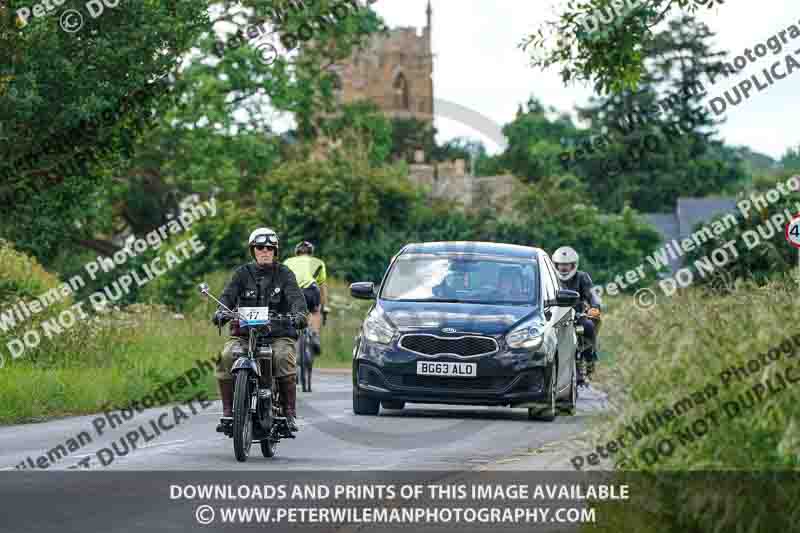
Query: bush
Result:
<box><xmin>0</xmin><ymin>239</ymin><xmax>78</xmax><ymax>367</ymax></box>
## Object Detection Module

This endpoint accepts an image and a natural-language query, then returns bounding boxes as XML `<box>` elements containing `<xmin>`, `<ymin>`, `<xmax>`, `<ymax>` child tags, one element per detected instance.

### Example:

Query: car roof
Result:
<box><xmin>399</xmin><ymin>241</ymin><xmax>543</xmax><ymax>260</ymax></box>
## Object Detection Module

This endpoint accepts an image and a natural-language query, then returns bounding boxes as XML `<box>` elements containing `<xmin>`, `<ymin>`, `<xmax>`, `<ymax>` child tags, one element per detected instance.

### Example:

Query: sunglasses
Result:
<box><xmin>254</xmin><ymin>245</ymin><xmax>276</xmax><ymax>251</ymax></box>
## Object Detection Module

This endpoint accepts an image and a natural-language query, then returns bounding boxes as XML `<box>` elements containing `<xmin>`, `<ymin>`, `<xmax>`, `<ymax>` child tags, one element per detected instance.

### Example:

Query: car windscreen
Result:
<box><xmin>380</xmin><ymin>253</ymin><xmax>540</xmax><ymax>305</ymax></box>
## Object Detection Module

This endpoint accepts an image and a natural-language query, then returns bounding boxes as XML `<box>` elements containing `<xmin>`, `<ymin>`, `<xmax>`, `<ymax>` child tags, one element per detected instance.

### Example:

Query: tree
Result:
<box><xmin>319</xmin><ymin>100</ymin><xmax>393</xmax><ymax>166</ymax></box>
<box><xmin>781</xmin><ymin>144</ymin><xmax>800</xmax><ymax>172</ymax></box>
<box><xmin>567</xmin><ymin>16</ymin><xmax>747</xmax><ymax>212</ymax></box>
<box><xmin>1</xmin><ymin>0</ymin><xmax>384</xmax><ymax>265</ymax></box>
<box><xmin>498</xmin><ymin>96</ymin><xmax>582</xmax><ymax>182</ymax></box>
<box><xmin>522</xmin><ymin>0</ymin><xmax>725</xmax><ymax>94</ymax></box>
<box><xmin>390</xmin><ymin>117</ymin><xmax>436</xmax><ymax>163</ymax></box>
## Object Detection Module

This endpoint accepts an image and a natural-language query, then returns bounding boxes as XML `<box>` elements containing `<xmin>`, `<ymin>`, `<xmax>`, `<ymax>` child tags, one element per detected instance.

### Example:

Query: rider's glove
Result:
<box><xmin>292</xmin><ymin>314</ymin><xmax>308</xmax><ymax>330</ymax></box>
<box><xmin>587</xmin><ymin>307</ymin><xmax>601</xmax><ymax>319</ymax></box>
<box><xmin>212</xmin><ymin>309</ymin><xmax>228</xmax><ymax>326</ymax></box>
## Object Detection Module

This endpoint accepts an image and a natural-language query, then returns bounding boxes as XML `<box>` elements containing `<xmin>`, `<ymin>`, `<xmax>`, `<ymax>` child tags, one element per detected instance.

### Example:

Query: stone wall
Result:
<box><xmin>407</xmin><ymin>159</ymin><xmax>521</xmax><ymax>214</ymax></box>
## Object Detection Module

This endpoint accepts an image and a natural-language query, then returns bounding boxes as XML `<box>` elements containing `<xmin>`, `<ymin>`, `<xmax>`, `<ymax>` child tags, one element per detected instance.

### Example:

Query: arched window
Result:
<box><xmin>393</xmin><ymin>73</ymin><xmax>410</xmax><ymax>110</ymax></box>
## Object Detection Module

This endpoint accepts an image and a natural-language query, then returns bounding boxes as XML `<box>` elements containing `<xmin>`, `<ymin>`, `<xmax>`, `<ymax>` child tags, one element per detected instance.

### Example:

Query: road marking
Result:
<box><xmin>140</xmin><ymin>439</ymin><xmax>186</xmax><ymax>449</ymax></box>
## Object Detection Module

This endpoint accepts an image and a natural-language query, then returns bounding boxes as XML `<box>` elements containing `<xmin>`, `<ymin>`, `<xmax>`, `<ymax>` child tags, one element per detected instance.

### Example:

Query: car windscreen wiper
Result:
<box><xmin>385</xmin><ymin>298</ymin><xmax>463</xmax><ymax>303</ymax></box>
<box><xmin>384</xmin><ymin>298</ymin><xmax>534</xmax><ymax>305</ymax></box>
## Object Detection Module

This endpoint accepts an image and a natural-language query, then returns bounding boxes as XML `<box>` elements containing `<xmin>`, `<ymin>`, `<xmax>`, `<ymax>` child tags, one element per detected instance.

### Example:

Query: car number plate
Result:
<box><xmin>416</xmin><ymin>361</ymin><xmax>477</xmax><ymax>377</ymax></box>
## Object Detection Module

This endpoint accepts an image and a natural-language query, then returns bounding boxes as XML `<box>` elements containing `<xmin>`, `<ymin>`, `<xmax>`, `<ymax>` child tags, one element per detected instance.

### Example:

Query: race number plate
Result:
<box><xmin>238</xmin><ymin>306</ymin><xmax>270</xmax><ymax>326</ymax></box>
<box><xmin>416</xmin><ymin>361</ymin><xmax>477</xmax><ymax>378</ymax></box>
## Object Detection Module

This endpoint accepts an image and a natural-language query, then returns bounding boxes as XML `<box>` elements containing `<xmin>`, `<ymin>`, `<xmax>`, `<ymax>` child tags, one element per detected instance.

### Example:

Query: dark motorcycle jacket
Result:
<box><xmin>560</xmin><ymin>270</ymin><xmax>602</xmax><ymax>313</ymax></box>
<box><xmin>217</xmin><ymin>262</ymin><xmax>308</xmax><ymax>340</ymax></box>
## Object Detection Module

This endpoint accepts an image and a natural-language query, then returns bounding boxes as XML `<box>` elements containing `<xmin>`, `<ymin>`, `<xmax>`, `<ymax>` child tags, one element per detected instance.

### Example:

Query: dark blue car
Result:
<box><xmin>350</xmin><ymin>242</ymin><xmax>580</xmax><ymax>421</ymax></box>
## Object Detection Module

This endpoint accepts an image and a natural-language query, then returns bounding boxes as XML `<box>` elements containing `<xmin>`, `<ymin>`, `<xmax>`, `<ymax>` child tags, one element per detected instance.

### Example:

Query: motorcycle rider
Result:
<box><xmin>283</xmin><ymin>241</ymin><xmax>327</xmax><ymax>392</ymax></box>
<box><xmin>551</xmin><ymin>246</ymin><xmax>602</xmax><ymax>385</ymax></box>
<box><xmin>212</xmin><ymin>227</ymin><xmax>308</xmax><ymax>432</ymax></box>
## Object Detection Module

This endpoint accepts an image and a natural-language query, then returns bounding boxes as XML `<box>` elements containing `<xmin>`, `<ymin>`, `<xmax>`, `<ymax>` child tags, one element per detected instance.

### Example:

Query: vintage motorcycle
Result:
<box><xmin>199</xmin><ymin>282</ymin><xmax>301</xmax><ymax>462</ymax></box>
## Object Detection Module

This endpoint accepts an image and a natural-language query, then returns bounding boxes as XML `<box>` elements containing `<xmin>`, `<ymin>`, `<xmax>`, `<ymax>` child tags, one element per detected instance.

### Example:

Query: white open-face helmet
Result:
<box><xmin>551</xmin><ymin>246</ymin><xmax>579</xmax><ymax>281</ymax></box>
<box><xmin>248</xmin><ymin>227</ymin><xmax>279</xmax><ymax>258</ymax></box>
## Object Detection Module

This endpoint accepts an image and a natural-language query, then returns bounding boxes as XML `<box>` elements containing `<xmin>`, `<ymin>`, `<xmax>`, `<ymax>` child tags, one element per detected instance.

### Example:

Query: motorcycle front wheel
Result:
<box><xmin>233</xmin><ymin>371</ymin><xmax>254</xmax><ymax>462</ymax></box>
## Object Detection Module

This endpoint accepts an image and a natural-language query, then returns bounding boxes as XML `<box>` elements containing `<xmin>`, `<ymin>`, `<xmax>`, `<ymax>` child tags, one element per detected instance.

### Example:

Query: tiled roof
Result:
<box><xmin>643</xmin><ymin>197</ymin><xmax>738</xmax><ymax>274</ymax></box>
<box><xmin>676</xmin><ymin>197</ymin><xmax>738</xmax><ymax>239</ymax></box>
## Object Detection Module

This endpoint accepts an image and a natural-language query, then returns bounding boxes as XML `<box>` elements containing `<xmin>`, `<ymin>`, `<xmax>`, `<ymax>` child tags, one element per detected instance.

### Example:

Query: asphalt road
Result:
<box><xmin>0</xmin><ymin>372</ymin><xmax>607</xmax><ymax>472</ymax></box>
<box><xmin>0</xmin><ymin>373</ymin><xmax>609</xmax><ymax>533</ymax></box>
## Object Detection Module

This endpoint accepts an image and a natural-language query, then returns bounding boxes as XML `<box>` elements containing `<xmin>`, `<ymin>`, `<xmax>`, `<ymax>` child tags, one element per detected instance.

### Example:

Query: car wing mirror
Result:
<box><xmin>350</xmin><ymin>282</ymin><xmax>376</xmax><ymax>300</ymax></box>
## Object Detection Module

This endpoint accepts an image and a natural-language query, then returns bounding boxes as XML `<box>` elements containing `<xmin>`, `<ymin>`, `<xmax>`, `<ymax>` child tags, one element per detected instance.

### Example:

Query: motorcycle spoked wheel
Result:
<box><xmin>233</xmin><ymin>371</ymin><xmax>255</xmax><ymax>462</ymax></box>
<box><xmin>260</xmin><ymin>378</ymin><xmax>283</xmax><ymax>457</ymax></box>
<box><xmin>260</xmin><ymin>385</ymin><xmax>278</xmax><ymax>458</ymax></box>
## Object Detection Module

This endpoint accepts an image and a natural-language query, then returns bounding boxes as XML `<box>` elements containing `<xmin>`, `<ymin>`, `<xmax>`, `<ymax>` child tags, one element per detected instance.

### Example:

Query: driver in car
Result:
<box><xmin>495</xmin><ymin>266</ymin><xmax>523</xmax><ymax>301</ymax></box>
<box><xmin>432</xmin><ymin>264</ymin><xmax>473</xmax><ymax>299</ymax></box>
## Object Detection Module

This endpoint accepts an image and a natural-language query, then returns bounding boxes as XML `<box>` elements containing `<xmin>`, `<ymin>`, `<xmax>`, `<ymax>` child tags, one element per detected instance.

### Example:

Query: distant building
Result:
<box><xmin>328</xmin><ymin>1</ymin><xmax>434</xmax><ymax>123</ymax></box>
<box><xmin>644</xmin><ymin>197</ymin><xmax>738</xmax><ymax>274</ymax></box>
<box><xmin>323</xmin><ymin>2</ymin><xmax>519</xmax><ymax>211</ymax></box>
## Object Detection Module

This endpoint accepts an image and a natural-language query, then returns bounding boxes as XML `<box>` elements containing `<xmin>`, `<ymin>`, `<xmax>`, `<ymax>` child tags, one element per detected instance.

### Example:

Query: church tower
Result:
<box><xmin>329</xmin><ymin>1</ymin><xmax>434</xmax><ymax>123</ymax></box>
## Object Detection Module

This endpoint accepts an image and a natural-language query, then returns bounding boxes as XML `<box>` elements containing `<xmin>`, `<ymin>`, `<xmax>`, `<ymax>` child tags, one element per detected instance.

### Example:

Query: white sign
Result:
<box><xmin>238</xmin><ymin>307</ymin><xmax>270</xmax><ymax>325</ymax></box>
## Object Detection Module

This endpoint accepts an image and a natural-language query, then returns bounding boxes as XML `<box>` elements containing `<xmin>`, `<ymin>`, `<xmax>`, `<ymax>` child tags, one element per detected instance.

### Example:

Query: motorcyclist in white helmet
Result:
<box><xmin>212</xmin><ymin>227</ymin><xmax>309</xmax><ymax>432</ymax></box>
<box><xmin>551</xmin><ymin>246</ymin><xmax>602</xmax><ymax>385</ymax></box>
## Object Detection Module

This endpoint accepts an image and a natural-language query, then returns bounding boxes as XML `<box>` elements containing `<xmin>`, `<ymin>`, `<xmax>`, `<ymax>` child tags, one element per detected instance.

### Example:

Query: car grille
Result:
<box><xmin>399</xmin><ymin>334</ymin><xmax>498</xmax><ymax>358</ymax></box>
<box><xmin>386</xmin><ymin>374</ymin><xmax>514</xmax><ymax>392</ymax></box>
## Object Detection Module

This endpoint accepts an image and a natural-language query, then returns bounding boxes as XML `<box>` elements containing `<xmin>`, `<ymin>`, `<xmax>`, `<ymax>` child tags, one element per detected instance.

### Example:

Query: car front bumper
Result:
<box><xmin>353</xmin><ymin>339</ymin><xmax>554</xmax><ymax>408</ymax></box>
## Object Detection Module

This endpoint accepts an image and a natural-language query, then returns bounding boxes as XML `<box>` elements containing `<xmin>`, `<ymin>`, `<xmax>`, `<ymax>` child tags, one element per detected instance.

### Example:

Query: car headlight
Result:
<box><xmin>363</xmin><ymin>310</ymin><xmax>396</xmax><ymax>345</ymax></box>
<box><xmin>505</xmin><ymin>322</ymin><xmax>544</xmax><ymax>350</ymax></box>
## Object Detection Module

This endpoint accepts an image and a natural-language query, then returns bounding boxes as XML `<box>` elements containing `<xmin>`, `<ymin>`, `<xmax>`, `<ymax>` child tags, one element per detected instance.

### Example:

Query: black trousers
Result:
<box><xmin>302</xmin><ymin>284</ymin><xmax>321</xmax><ymax>313</ymax></box>
<box><xmin>577</xmin><ymin>316</ymin><xmax>598</xmax><ymax>361</ymax></box>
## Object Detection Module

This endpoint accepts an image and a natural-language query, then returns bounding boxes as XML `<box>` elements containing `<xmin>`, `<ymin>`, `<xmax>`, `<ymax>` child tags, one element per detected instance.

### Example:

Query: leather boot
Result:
<box><xmin>218</xmin><ymin>379</ymin><xmax>234</xmax><ymax>417</ymax></box>
<box><xmin>306</xmin><ymin>366</ymin><xmax>312</xmax><ymax>393</ymax></box>
<box><xmin>216</xmin><ymin>379</ymin><xmax>234</xmax><ymax>432</ymax></box>
<box><xmin>280</xmin><ymin>376</ymin><xmax>299</xmax><ymax>432</ymax></box>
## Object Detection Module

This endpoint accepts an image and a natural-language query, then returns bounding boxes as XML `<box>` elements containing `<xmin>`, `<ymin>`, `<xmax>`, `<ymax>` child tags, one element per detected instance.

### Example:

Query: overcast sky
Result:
<box><xmin>369</xmin><ymin>0</ymin><xmax>799</xmax><ymax>160</ymax></box>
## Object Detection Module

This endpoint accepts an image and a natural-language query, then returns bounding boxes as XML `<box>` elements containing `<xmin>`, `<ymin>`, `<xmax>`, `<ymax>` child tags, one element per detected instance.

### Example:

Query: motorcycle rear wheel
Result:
<box><xmin>233</xmin><ymin>371</ymin><xmax>254</xmax><ymax>462</ymax></box>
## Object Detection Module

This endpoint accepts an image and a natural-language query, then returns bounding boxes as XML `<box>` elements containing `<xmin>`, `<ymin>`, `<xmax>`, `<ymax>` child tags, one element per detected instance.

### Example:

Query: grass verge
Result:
<box><xmin>580</xmin><ymin>278</ymin><xmax>800</xmax><ymax>532</ymax></box>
